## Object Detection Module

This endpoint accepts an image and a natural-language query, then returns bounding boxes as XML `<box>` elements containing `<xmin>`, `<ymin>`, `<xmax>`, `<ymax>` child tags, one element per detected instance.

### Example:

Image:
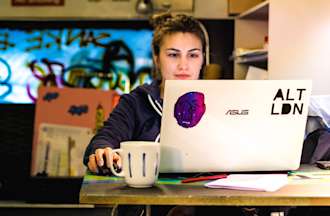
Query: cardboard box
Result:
<box><xmin>228</xmin><ymin>0</ymin><xmax>264</xmax><ymax>15</ymax></box>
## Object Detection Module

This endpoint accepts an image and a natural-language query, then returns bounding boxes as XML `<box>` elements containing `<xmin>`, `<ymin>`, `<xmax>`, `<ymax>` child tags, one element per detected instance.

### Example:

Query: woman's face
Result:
<box><xmin>154</xmin><ymin>32</ymin><xmax>204</xmax><ymax>85</ymax></box>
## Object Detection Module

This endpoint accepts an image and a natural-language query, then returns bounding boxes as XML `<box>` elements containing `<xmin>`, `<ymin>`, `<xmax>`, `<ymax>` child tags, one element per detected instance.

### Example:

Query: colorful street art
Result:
<box><xmin>0</xmin><ymin>28</ymin><xmax>153</xmax><ymax>103</ymax></box>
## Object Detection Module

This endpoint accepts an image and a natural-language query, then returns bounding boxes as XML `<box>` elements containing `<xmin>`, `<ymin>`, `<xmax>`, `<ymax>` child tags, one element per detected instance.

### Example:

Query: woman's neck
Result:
<box><xmin>160</xmin><ymin>81</ymin><xmax>165</xmax><ymax>99</ymax></box>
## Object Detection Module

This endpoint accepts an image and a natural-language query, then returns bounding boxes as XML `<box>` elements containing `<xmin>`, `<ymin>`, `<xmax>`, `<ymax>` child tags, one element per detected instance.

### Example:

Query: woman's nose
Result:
<box><xmin>178</xmin><ymin>57</ymin><xmax>188</xmax><ymax>70</ymax></box>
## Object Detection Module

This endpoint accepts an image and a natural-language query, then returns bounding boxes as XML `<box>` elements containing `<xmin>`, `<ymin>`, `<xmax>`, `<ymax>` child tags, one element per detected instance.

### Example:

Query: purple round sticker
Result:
<box><xmin>174</xmin><ymin>92</ymin><xmax>206</xmax><ymax>128</ymax></box>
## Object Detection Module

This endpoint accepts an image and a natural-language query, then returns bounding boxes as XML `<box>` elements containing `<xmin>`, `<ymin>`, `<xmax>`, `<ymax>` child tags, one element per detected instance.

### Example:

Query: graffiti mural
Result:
<box><xmin>0</xmin><ymin>28</ymin><xmax>153</xmax><ymax>103</ymax></box>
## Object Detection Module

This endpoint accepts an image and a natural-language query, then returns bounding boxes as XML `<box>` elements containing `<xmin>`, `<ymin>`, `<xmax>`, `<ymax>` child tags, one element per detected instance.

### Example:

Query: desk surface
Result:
<box><xmin>79</xmin><ymin>165</ymin><xmax>330</xmax><ymax>206</ymax></box>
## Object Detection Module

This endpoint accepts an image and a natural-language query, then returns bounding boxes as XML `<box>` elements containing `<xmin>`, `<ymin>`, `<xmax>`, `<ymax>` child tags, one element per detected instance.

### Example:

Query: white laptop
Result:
<box><xmin>159</xmin><ymin>80</ymin><xmax>312</xmax><ymax>173</ymax></box>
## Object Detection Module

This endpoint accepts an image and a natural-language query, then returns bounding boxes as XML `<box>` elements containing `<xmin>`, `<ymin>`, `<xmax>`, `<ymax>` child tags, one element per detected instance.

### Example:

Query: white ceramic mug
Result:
<box><xmin>110</xmin><ymin>141</ymin><xmax>160</xmax><ymax>188</ymax></box>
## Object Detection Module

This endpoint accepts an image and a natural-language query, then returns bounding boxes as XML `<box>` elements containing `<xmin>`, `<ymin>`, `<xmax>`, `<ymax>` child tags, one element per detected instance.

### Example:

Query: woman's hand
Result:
<box><xmin>87</xmin><ymin>147</ymin><xmax>122</xmax><ymax>174</ymax></box>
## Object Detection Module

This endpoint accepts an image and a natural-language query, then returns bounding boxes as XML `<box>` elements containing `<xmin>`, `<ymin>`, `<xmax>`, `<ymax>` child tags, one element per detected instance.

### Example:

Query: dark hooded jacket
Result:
<box><xmin>83</xmin><ymin>81</ymin><xmax>162</xmax><ymax>165</ymax></box>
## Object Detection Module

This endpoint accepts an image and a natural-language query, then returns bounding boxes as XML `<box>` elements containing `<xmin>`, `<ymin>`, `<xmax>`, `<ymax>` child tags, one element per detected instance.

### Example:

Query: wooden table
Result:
<box><xmin>79</xmin><ymin>165</ymin><xmax>330</xmax><ymax>207</ymax></box>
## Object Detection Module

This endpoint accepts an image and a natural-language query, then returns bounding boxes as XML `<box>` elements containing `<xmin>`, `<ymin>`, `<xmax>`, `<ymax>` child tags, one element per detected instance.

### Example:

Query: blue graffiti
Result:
<box><xmin>0</xmin><ymin>28</ymin><xmax>153</xmax><ymax>103</ymax></box>
<box><xmin>0</xmin><ymin>58</ymin><xmax>12</xmax><ymax>100</ymax></box>
<box><xmin>60</xmin><ymin>40</ymin><xmax>152</xmax><ymax>94</ymax></box>
<box><xmin>61</xmin><ymin>64</ymin><xmax>101</xmax><ymax>88</ymax></box>
<box><xmin>0</xmin><ymin>32</ymin><xmax>15</xmax><ymax>51</ymax></box>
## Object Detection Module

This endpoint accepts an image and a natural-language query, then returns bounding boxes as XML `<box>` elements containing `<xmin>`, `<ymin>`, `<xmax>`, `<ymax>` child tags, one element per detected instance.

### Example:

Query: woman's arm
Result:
<box><xmin>83</xmin><ymin>94</ymin><xmax>137</xmax><ymax>173</ymax></box>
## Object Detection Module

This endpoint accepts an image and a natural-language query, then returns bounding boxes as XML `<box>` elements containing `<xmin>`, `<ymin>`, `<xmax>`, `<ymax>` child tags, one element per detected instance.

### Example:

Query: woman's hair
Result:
<box><xmin>150</xmin><ymin>13</ymin><xmax>206</xmax><ymax>79</ymax></box>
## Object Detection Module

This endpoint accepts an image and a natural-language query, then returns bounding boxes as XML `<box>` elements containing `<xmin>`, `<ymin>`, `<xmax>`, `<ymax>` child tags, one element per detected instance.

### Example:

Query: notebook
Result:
<box><xmin>159</xmin><ymin>80</ymin><xmax>312</xmax><ymax>173</ymax></box>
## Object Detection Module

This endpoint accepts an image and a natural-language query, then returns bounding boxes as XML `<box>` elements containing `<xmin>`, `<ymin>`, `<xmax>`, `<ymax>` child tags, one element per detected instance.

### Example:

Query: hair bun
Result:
<box><xmin>149</xmin><ymin>13</ymin><xmax>173</xmax><ymax>28</ymax></box>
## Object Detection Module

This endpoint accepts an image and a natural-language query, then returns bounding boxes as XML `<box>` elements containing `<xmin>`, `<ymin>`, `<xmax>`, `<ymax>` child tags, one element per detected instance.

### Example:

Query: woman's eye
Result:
<box><xmin>168</xmin><ymin>53</ymin><xmax>178</xmax><ymax>57</ymax></box>
<box><xmin>189</xmin><ymin>53</ymin><xmax>200</xmax><ymax>58</ymax></box>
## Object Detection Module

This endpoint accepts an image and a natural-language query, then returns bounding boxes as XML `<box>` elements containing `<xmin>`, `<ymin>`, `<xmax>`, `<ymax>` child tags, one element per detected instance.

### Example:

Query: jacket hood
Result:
<box><xmin>134</xmin><ymin>80</ymin><xmax>161</xmax><ymax>102</ymax></box>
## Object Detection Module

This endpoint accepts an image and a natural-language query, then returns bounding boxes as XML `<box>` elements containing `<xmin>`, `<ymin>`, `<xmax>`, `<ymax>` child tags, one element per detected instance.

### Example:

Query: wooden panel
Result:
<box><xmin>0</xmin><ymin>0</ymin><xmax>197</xmax><ymax>19</ymax></box>
<box><xmin>228</xmin><ymin>0</ymin><xmax>265</xmax><ymax>15</ymax></box>
<box><xmin>153</xmin><ymin>0</ymin><xmax>193</xmax><ymax>11</ymax></box>
<box><xmin>239</xmin><ymin>1</ymin><xmax>268</xmax><ymax>20</ymax></box>
<box><xmin>194</xmin><ymin>0</ymin><xmax>229</xmax><ymax>19</ymax></box>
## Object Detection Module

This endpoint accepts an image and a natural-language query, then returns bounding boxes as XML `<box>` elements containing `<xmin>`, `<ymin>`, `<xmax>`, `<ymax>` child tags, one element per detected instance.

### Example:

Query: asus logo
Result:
<box><xmin>225</xmin><ymin>109</ymin><xmax>249</xmax><ymax>115</ymax></box>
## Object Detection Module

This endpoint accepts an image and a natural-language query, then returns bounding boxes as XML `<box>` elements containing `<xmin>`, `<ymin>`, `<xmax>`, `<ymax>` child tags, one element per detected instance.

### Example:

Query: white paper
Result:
<box><xmin>35</xmin><ymin>123</ymin><xmax>94</xmax><ymax>177</ymax></box>
<box><xmin>205</xmin><ymin>174</ymin><xmax>288</xmax><ymax>192</ymax></box>
<box><xmin>245</xmin><ymin>66</ymin><xmax>268</xmax><ymax>80</ymax></box>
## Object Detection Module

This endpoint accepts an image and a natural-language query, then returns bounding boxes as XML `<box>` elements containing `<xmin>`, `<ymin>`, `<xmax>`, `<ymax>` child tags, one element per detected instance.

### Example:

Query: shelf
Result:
<box><xmin>234</xmin><ymin>50</ymin><xmax>268</xmax><ymax>71</ymax></box>
<box><xmin>233</xmin><ymin>48</ymin><xmax>267</xmax><ymax>63</ymax></box>
<box><xmin>236</xmin><ymin>55</ymin><xmax>267</xmax><ymax>64</ymax></box>
<box><xmin>238</xmin><ymin>0</ymin><xmax>269</xmax><ymax>20</ymax></box>
<box><xmin>236</xmin><ymin>57</ymin><xmax>268</xmax><ymax>71</ymax></box>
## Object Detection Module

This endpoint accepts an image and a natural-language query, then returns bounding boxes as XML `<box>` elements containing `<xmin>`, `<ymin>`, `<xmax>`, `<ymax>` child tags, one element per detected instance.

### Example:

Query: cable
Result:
<box><xmin>155</xmin><ymin>133</ymin><xmax>160</xmax><ymax>143</ymax></box>
<box><xmin>155</xmin><ymin>99</ymin><xmax>162</xmax><ymax>112</ymax></box>
<box><xmin>147</xmin><ymin>94</ymin><xmax>162</xmax><ymax>143</ymax></box>
<box><xmin>197</xmin><ymin>20</ymin><xmax>210</xmax><ymax>65</ymax></box>
<box><xmin>147</xmin><ymin>94</ymin><xmax>162</xmax><ymax>117</ymax></box>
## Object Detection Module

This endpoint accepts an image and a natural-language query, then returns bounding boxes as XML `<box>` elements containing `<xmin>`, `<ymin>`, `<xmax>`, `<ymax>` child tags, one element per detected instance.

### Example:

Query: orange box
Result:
<box><xmin>31</xmin><ymin>86</ymin><xmax>118</xmax><ymax>176</ymax></box>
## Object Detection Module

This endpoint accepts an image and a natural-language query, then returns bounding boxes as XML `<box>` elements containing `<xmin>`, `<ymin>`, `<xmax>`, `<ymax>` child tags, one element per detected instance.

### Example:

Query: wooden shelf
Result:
<box><xmin>236</xmin><ymin>54</ymin><xmax>267</xmax><ymax>64</ymax></box>
<box><xmin>236</xmin><ymin>55</ymin><xmax>268</xmax><ymax>71</ymax></box>
<box><xmin>238</xmin><ymin>1</ymin><xmax>269</xmax><ymax>20</ymax></box>
<box><xmin>235</xmin><ymin>49</ymin><xmax>267</xmax><ymax>64</ymax></box>
<box><xmin>234</xmin><ymin>1</ymin><xmax>269</xmax><ymax>79</ymax></box>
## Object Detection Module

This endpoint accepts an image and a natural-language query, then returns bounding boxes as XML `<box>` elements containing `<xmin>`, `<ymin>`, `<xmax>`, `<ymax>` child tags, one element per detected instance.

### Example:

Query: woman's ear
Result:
<box><xmin>199</xmin><ymin>52</ymin><xmax>206</xmax><ymax>79</ymax></box>
<box><xmin>153</xmin><ymin>55</ymin><xmax>159</xmax><ymax>69</ymax></box>
<box><xmin>152</xmin><ymin>54</ymin><xmax>161</xmax><ymax>80</ymax></box>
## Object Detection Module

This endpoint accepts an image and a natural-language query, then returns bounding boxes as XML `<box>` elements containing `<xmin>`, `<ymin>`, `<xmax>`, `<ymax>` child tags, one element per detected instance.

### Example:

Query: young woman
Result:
<box><xmin>83</xmin><ymin>13</ymin><xmax>291</xmax><ymax>216</ymax></box>
<box><xmin>83</xmin><ymin>13</ymin><xmax>206</xmax><ymax>174</ymax></box>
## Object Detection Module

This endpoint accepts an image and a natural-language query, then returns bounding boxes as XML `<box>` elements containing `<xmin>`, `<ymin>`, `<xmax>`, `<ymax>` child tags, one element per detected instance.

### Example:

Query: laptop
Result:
<box><xmin>159</xmin><ymin>80</ymin><xmax>312</xmax><ymax>173</ymax></box>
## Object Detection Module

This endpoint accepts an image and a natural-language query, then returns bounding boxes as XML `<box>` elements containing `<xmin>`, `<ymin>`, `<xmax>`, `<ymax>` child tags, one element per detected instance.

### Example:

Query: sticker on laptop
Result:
<box><xmin>174</xmin><ymin>92</ymin><xmax>206</xmax><ymax>128</ymax></box>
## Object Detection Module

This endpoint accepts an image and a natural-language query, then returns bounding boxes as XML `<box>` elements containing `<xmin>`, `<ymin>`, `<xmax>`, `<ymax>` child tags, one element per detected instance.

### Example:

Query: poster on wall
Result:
<box><xmin>31</xmin><ymin>86</ymin><xmax>117</xmax><ymax>177</ymax></box>
<box><xmin>0</xmin><ymin>27</ymin><xmax>153</xmax><ymax>103</ymax></box>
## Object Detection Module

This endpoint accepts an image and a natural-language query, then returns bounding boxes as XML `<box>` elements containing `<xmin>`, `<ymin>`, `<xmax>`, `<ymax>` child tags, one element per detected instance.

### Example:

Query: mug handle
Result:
<box><xmin>109</xmin><ymin>149</ymin><xmax>124</xmax><ymax>177</ymax></box>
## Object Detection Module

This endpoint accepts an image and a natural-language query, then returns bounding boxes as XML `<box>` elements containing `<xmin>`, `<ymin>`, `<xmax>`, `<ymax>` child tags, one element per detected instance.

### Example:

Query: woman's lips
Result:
<box><xmin>174</xmin><ymin>74</ymin><xmax>191</xmax><ymax>79</ymax></box>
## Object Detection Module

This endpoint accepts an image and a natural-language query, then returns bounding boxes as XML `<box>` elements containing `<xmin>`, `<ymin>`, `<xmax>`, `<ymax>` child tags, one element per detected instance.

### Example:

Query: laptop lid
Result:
<box><xmin>159</xmin><ymin>80</ymin><xmax>312</xmax><ymax>173</ymax></box>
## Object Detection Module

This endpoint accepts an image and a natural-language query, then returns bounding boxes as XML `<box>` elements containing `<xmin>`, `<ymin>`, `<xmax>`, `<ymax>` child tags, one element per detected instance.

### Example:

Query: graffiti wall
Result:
<box><xmin>0</xmin><ymin>28</ymin><xmax>153</xmax><ymax>103</ymax></box>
